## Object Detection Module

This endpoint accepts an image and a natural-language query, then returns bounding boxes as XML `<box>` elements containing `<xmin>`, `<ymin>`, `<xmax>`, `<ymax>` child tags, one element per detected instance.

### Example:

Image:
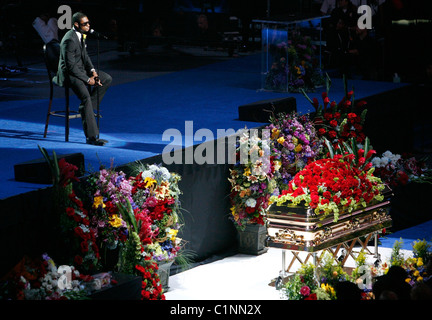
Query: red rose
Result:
<box><xmin>330</xmin><ymin>101</ymin><xmax>337</xmax><ymax>109</ymax></box>
<box><xmin>305</xmin><ymin>293</ymin><xmax>317</xmax><ymax>300</ymax></box>
<box><xmin>328</xmin><ymin>130</ymin><xmax>337</xmax><ymax>139</ymax></box>
<box><xmin>80</xmin><ymin>240</ymin><xmax>89</xmax><ymax>253</ymax></box>
<box><xmin>74</xmin><ymin>226</ymin><xmax>89</xmax><ymax>240</ymax></box>
<box><xmin>324</xmin><ymin>113</ymin><xmax>333</xmax><ymax>120</ymax></box>
<box><xmin>66</xmin><ymin>207</ymin><xmax>75</xmax><ymax>217</ymax></box>
<box><xmin>245</xmin><ymin>207</ymin><xmax>256</xmax><ymax>214</ymax></box>
<box><xmin>330</xmin><ymin>120</ymin><xmax>338</xmax><ymax>128</ymax></box>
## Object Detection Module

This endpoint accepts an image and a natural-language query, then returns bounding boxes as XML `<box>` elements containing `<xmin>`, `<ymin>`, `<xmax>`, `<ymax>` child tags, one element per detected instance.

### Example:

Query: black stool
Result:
<box><xmin>42</xmin><ymin>43</ymin><xmax>81</xmax><ymax>142</ymax></box>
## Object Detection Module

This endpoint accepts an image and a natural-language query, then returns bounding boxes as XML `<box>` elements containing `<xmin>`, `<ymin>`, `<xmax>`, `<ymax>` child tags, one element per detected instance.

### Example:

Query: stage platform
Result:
<box><xmin>0</xmin><ymin>44</ymin><xmax>408</xmax><ymax>200</ymax></box>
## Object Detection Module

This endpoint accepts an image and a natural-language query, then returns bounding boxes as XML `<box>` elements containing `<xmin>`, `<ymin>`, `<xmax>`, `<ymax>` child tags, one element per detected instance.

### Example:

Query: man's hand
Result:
<box><xmin>88</xmin><ymin>75</ymin><xmax>103</xmax><ymax>86</ymax></box>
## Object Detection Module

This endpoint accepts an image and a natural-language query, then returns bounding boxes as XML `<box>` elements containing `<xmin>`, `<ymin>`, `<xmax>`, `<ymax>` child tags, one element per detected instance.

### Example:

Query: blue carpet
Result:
<box><xmin>0</xmin><ymin>53</ymin><xmax>407</xmax><ymax>200</ymax></box>
<box><xmin>379</xmin><ymin>220</ymin><xmax>432</xmax><ymax>251</ymax></box>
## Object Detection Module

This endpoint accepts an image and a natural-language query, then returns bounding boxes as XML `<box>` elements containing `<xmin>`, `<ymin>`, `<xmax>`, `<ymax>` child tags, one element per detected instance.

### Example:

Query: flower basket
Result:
<box><xmin>266</xmin><ymin>185</ymin><xmax>393</xmax><ymax>252</ymax></box>
<box><xmin>238</xmin><ymin>223</ymin><xmax>268</xmax><ymax>255</ymax></box>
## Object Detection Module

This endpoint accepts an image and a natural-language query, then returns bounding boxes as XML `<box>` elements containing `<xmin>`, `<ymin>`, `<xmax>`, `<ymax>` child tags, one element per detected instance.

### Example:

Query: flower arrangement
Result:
<box><xmin>88</xmin><ymin>168</ymin><xmax>130</xmax><ymax>252</ymax></box>
<box><xmin>39</xmin><ymin>147</ymin><xmax>100</xmax><ymax>273</ymax></box>
<box><xmin>35</xmin><ymin>147</ymin><xmax>184</xmax><ymax>300</ymax></box>
<box><xmin>390</xmin><ymin>239</ymin><xmax>431</xmax><ymax>287</ymax></box>
<box><xmin>117</xmin><ymin>199</ymin><xmax>165</xmax><ymax>300</ymax></box>
<box><xmin>270</xmin><ymin>143</ymin><xmax>385</xmax><ymax>222</ymax></box>
<box><xmin>86</xmin><ymin>162</ymin><xmax>183</xmax><ymax>265</ymax></box>
<box><xmin>265</xmin><ymin>31</ymin><xmax>324</xmax><ymax>92</ymax></box>
<box><xmin>228</xmin><ymin>129</ymin><xmax>278</xmax><ymax>230</ymax></box>
<box><xmin>129</xmin><ymin>163</ymin><xmax>183</xmax><ymax>263</ymax></box>
<box><xmin>371</xmin><ymin>151</ymin><xmax>432</xmax><ymax>187</ymax></box>
<box><xmin>302</xmin><ymin>77</ymin><xmax>368</xmax><ymax>149</ymax></box>
<box><xmin>282</xmin><ymin>238</ymin><xmax>432</xmax><ymax>300</ymax></box>
<box><xmin>266</xmin><ymin>112</ymin><xmax>322</xmax><ymax>190</ymax></box>
<box><xmin>0</xmin><ymin>253</ymin><xmax>92</xmax><ymax>300</ymax></box>
<box><xmin>283</xmin><ymin>253</ymin><xmax>346</xmax><ymax>300</ymax></box>
<box><xmin>87</xmin><ymin>163</ymin><xmax>183</xmax><ymax>299</ymax></box>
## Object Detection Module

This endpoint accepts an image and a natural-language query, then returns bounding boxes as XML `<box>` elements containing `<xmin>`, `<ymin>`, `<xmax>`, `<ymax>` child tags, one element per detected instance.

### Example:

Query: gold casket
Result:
<box><xmin>266</xmin><ymin>186</ymin><xmax>393</xmax><ymax>252</ymax></box>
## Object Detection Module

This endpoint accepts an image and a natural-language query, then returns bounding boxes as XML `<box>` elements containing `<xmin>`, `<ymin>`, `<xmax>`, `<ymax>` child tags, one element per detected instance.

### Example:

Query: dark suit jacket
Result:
<box><xmin>54</xmin><ymin>29</ymin><xmax>94</xmax><ymax>87</ymax></box>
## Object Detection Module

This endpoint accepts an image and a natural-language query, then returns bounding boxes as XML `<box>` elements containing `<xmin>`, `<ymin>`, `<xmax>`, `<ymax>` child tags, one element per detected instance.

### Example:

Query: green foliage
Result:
<box><xmin>390</xmin><ymin>238</ymin><xmax>405</xmax><ymax>266</ymax></box>
<box><xmin>317</xmin><ymin>252</ymin><xmax>347</xmax><ymax>286</ymax></box>
<box><xmin>412</xmin><ymin>239</ymin><xmax>432</xmax><ymax>263</ymax></box>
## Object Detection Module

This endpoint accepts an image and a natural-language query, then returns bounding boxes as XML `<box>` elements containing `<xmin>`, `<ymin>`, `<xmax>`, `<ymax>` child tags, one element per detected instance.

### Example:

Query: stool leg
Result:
<box><xmin>65</xmin><ymin>87</ymin><xmax>70</xmax><ymax>142</ymax></box>
<box><xmin>44</xmin><ymin>81</ymin><xmax>54</xmax><ymax>138</ymax></box>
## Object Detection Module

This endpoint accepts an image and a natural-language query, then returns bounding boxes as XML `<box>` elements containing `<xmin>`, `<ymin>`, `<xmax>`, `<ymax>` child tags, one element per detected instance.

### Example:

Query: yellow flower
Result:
<box><xmin>109</xmin><ymin>214</ymin><xmax>123</xmax><ymax>228</ymax></box>
<box><xmin>274</xmin><ymin>160</ymin><xmax>281</xmax><ymax>171</ymax></box>
<box><xmin>230</xmin><ymin>206</ymin><xmax>239</xmax><ymax>221</ymax></box>
<box><xmin>405</xmin><ymin>278</ymin><xmax>411</xmax><ymax>284</ymax></box>
<box><xmin>93</xmin><ymin>196</ymin><xmax>105</xmax><ymax>209</ymax></box>
<box><xmin>277</xmin><ymin>137</ymin><xmax>285</xmax><ymax>145</ymax></box>
<box><xmin>271</xmin><ymin>128</ymin><xmax>280</xmax><ymax>139</ymax></box>
<box><xmin>167</xmin><ymin>228</ymin><xmax>178</xmax><ymax>241</ymax></box>
<box><xmin>144</xmin><ymin>177</ymin><xmax>156</xmax><ymax>188</ymax></box>
<box><xmin>321</xmin><ymin>283</ymin><xmax>335</xmax><ymax>297</ymax></box>
<box><xmin>243</xmin><ymin>168</ymin><xmax>251</xmax><ymax>177</ymax></box>
<box><xmin>417</xmin><ymin>276</ymin><xmax>423</xmax><ymax>282</ymax></box>
<box><xmin>417</xmin><ymin>258</ymin><xmax>424</xmax><ymax>267</ymax></box>
<box><xmin>414</xmin><ymin>270</ymin><xmax>420</xmax><ymax>277</ymax></box>
<box><xmin>294</xmin><ymin>144</ymin><xmax>303</xmax><ymax>153</ymax></box>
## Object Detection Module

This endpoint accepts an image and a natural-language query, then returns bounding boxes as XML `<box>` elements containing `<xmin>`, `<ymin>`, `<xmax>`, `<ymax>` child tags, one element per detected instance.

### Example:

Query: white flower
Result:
<box><xmin>149</xmin><ymin>164</ymin><xmax>160</xmax><ymax>172</ymax></box>
<box><xmin>159</xmin><ymin>167</ymin><xmax>171</xmax><ymax>180</ymax></box>
<box><xmin>245</xmin><ymin>198</ymin><xmax>257</xmax><ymax>208</ymax></box>
<box><xmin>141</xmin><ymin>170</ymin><xmax>153</xmax><ymax>180</ymax></box>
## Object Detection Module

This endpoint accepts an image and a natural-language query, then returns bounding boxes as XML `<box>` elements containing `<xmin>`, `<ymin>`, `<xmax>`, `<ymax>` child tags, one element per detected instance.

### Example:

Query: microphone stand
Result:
<box><xmin>96</xmin><ymin>36</ymin><xmax>100</xmax><ymax>138</ymax></box>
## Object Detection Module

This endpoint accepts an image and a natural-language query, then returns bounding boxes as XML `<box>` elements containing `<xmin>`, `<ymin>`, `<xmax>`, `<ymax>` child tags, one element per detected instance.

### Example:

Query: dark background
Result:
<box><xmin>1</xmin><ymin>0</ymin><xmax>432</xmax><ymax>83</ymax></box>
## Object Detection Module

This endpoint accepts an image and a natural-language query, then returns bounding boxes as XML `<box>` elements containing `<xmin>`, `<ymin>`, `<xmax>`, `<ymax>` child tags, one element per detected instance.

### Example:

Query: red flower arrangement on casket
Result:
<box><xmin>270</xmin><ymin>146</ymin><xmax>385</xmax><ymax>222</ymax></box>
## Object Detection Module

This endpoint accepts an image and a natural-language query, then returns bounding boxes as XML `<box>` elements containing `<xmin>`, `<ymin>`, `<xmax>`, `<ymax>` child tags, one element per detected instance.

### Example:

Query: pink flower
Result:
<box><xmin>300</xmin><ymin>286</ymin><xmax>311</xmax><ymax>296</ymax></box>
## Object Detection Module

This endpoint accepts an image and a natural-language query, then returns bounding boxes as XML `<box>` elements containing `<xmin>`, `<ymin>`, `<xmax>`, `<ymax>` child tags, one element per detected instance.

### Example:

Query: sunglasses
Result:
<box><xmin>80</xmin><ymin>21</ymin><xmax>90</xmax><ymax>26</ymax></box>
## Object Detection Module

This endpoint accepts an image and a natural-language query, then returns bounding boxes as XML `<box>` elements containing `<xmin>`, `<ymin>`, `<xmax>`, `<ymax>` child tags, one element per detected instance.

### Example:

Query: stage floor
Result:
<box><xmin>164</xmin><ymin>245</ymin><xmax>412</xmax><ymax>300</ymax></box>
<box><xmin>0</xmin><ymin>41</ymin><xmax>407</xmax><ymax>200</ymax></box>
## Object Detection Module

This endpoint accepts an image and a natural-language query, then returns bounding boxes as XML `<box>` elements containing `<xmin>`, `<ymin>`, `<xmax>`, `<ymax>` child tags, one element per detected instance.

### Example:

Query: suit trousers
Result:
<box><xmin>69</xmin><ymin>70</ymin><xmax>112</xmax><ymax>140</ymax></box>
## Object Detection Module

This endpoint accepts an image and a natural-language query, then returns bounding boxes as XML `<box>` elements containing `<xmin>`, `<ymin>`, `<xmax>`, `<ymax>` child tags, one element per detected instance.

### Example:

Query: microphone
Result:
<box><xmin>89</xmin><ymin>29</ymin><xmax>108</xmax><ymax>40</ymax></box>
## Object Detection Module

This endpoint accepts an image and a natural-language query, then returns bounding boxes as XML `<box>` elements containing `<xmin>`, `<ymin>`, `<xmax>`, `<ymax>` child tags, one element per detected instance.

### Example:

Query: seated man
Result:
<box><xmin>54</xmin><ymin>12</ymin><xmax>112</xmax><ymax>146</ymax></box>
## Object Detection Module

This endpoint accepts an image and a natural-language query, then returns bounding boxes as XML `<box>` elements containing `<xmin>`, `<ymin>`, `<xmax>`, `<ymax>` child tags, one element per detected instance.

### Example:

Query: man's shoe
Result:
<box><xmin>86</xmin><ymin>138</ymin><xmax>108</xmax><ymax>146</ymax></box>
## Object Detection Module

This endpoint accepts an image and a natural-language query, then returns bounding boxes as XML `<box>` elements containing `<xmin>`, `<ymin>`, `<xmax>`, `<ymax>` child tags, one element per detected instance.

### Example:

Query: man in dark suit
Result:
<box><xmin>54</xmin><ymin>12</ymin><xmax>112</xmax><ymax>146</ymax></box>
